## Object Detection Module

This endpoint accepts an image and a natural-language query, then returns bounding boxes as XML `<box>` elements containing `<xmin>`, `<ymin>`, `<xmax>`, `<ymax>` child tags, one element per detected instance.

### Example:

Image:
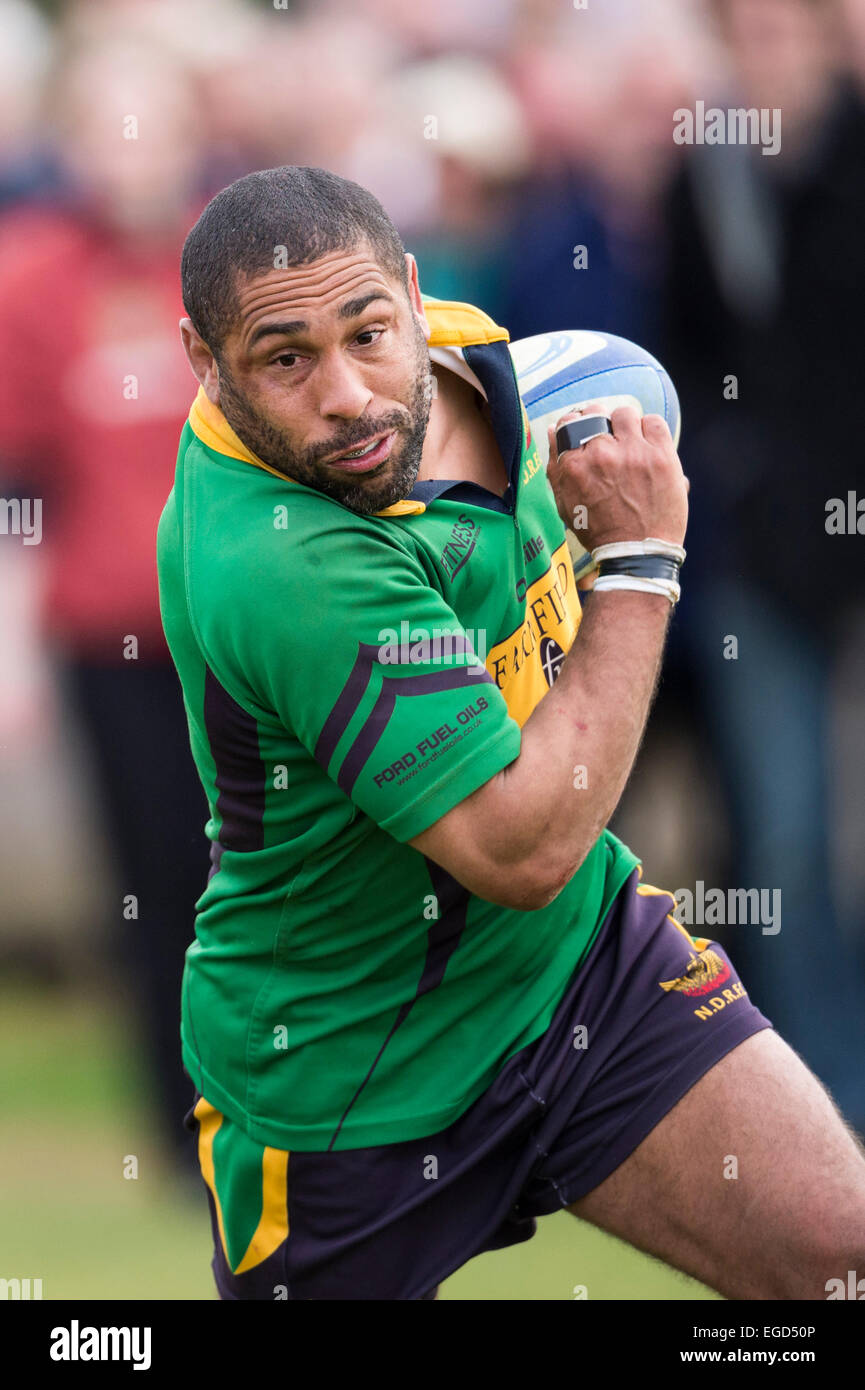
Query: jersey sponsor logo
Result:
<box><xmin>539</xmin><ymin>636</ymin><xmax>566</xmax><ymax>687</ymax></box>
<box><xmin>518</xmin><ymin>403</ymin><xmax>544</xmax><ymax>487</ymax></box>
<box><xmin>314</xmin><ymin>636</ymin><xmax>493</xmax><ymax>796</ymax></box>
<box><xmin>522</xmin><ymin>535</ymin><xmax>544</xmax><ymax>565</ymax></box>
<box><xmin>486</xmin><ymin>539</ymin><xmax>580</xmax><ymax>726</ymax></box>
<box><xmin>521</xmin><ymin>446</ymin><xmax>543</xmax><ymax>487</ymax></box>
<box><xmin>659</xmin><ymin>947</ymin><xmax>751</xmax><ymax>1021</ymax></box>
<box><xmin>440</xmin><ymin>512</ymin><xmax>480</xmax><ymax>580</ymax></box>
<box><xmin>659</xmin><ymin>947</ymin><xmax>731</xmax><ymax>997</ymax></box>
<box><xmin>516</xmin><ymin>535</ymin><xmax>546</xmax><ymax>603</ymax></box>
<box><xmin>372</xmin><ymin>697</ymin><xmax>490</xmax><ymax>788</ymax></box>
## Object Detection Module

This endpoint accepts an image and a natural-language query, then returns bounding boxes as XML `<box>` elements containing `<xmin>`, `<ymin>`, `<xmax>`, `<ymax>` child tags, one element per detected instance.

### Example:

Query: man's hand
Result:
<box><xmin>546</xmin><ymin>402</ymin><xmax>688</xmax><ymax>552</ymax></box>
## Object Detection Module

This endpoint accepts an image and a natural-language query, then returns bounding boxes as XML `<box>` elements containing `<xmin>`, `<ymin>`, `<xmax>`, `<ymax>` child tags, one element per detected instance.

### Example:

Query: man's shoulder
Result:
<box><xmin>175</xmin><ymin>429</ymin><xmax>422</xmax><ymax>598</ymax></box>
<box><xmin>421</xmin><ymin>295</ymin><xmax>509</xmax><ymax>348</ymax></box>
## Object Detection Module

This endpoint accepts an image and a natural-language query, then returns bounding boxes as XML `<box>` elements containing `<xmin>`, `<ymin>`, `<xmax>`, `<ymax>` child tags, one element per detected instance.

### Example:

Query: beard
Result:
<box><xmin>215</xmin><ymin>320</ymin><xmax>434</xmax><ymax>515</ymax></box>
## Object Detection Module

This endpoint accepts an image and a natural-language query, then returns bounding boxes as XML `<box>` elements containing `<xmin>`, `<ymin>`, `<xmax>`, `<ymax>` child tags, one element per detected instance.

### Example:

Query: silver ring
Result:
<box><xmin>555</xmin><ymin>415</ymin><xmax>614</xmax><ymax>454</ymax></box>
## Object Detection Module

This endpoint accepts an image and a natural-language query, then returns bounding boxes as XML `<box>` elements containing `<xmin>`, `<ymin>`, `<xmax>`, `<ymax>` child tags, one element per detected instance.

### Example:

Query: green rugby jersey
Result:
<box><xmin>157</xmin><ymin>295</ymin><xmax>639</xmax><ymax>1151</ymax></box>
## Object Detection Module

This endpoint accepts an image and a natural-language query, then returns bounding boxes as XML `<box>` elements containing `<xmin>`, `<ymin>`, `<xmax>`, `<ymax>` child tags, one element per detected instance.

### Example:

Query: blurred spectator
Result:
<box><xmin>57</xmin><ymin>0</ymin><xmax>268</xmax><ymax>195</ymax></box>
<box><xmin>661</xmin><ymin>0</ymin><xmax>865</xmax><ymax>1130</ymax></box>
<box><xmin>342</xmin><ymin>0</ymin><xmax>520</xmax><ymax>58</ymax></box>
<box><xmin>211</xmin><ymin>10</ymin><xmax>403</xmax><ymax>176</ymax></box>
<box><xmin>839</xmin><ymin>0</ymin><xmax>865</xmax><ymax>91</ymax></box>
<box><xmin>0</xmin><ymin>0</ymin><xmax>57</xmax><ymax>208</ymax></box>
<box><xmin>352</xmin><ymin>54</ymin><xmax>531</xmax><ymax>317</ymax></box>
<box><xmin>499</xmin><ymin>1</ymin><xmax>705</xmax><ymax>352</ymax></box>
<box><xmin>0</xmin><ymin>32</ymin><xmax>213</xmax><ymax>1173</ymax></box>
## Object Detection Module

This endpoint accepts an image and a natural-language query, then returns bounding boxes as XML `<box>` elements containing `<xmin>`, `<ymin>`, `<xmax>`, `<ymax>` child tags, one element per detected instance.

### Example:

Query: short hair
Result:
<box><xmin>181</xmin><ymin>165</ymin><xmax>409</xmax><ymax>355</ymax></box>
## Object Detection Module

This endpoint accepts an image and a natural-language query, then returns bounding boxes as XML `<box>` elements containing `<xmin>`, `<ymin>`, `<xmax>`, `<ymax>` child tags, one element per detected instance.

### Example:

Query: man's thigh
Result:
<box><xmin>567</xmin><ymin>1029</ymin><xmax>865</xmax><ymax>1300</ymax></box>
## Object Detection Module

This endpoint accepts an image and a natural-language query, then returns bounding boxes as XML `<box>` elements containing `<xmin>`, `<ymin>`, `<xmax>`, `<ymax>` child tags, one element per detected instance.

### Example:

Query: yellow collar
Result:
<box><xmin>186</xmin><ymin>296</ymin><xmax>509</xmax><ymax>519</ymax></box>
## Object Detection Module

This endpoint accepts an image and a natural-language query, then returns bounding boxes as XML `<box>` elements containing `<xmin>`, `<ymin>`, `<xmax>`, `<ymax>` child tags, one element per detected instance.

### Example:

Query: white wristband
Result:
<box><xmin>592</xmin><ymin>574</ymin><xmax>681</xmax><ymax>605</ymax></box>
<box><xmin>591</xmin><ymin>538</ymin><xmax>686</xmax><ymax>566</ymax></box>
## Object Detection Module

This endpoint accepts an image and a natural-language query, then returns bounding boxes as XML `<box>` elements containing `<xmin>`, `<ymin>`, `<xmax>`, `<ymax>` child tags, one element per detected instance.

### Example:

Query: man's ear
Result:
<box><xmin>180</xmin><ymin>318</ymin><xmax>220</xmax><ymax>404</ymax></box>
<box><xmin>404</xmin><ymin>253</ymin><xmax>430</xmax><ymax>341</ymax></box>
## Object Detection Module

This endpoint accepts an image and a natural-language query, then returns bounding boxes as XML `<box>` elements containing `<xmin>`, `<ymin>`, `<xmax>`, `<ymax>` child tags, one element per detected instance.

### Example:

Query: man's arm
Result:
<box><xmin>408</xmin><ymin>403</ymin><xmax>688</xmax><ymax>910</ymax></box>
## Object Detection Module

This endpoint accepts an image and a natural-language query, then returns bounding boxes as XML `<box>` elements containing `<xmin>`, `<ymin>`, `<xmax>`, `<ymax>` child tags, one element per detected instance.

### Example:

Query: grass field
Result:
<box><xmin>0</xmin><ymin>980</ymin><xmax>719</xmax><ymax>1301</ymax></box>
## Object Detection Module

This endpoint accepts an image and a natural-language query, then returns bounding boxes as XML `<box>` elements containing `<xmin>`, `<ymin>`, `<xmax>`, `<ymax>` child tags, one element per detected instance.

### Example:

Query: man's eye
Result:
<box><xmin>274</xmin><ymin>352</ymin><xmax>302</xmax><ymax>368</ymax></box>
<box><xmin>355</xmin><ymin>328</ymin><xmax>384</xmax><ymax>346</ymax></box>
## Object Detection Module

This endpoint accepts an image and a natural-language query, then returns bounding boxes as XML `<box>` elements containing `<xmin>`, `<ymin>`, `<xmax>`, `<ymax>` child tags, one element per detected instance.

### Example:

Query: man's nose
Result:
<box><xmin>315</xmin><ymin>352</ymin><xmax>374</xmax><ymax>419</ymax></box>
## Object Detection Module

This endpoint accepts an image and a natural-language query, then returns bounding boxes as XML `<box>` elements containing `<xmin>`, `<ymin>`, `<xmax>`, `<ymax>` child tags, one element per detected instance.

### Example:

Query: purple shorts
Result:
<box><xmin>184</xmin><ymin>868</ymin><xmax>772</xmax><ymax>1300</ymax></box>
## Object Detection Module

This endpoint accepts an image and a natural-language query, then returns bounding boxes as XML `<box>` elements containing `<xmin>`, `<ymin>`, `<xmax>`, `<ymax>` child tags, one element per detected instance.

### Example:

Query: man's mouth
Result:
<box><xmin>326</xmin><ymin>432</ymin><xmax>396</xmax><ymax>472</ymax></box>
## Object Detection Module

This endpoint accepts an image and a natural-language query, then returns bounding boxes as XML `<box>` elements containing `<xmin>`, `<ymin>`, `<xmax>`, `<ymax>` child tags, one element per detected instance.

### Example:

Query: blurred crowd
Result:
<box><xmin>1</xmin><ymin>0</ymin><xmax>864</xmax><ymax>1171</ymax></box>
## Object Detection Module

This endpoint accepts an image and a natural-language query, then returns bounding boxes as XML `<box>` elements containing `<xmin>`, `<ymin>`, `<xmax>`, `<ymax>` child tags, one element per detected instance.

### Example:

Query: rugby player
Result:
<box><xmin>157</xmin><ymin>166</ymin><xmax>865</xmax><ymax>1300</ymax></box>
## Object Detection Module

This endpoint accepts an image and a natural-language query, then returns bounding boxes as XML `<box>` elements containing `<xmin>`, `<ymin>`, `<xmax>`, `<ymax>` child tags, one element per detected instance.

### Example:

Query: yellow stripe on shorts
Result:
<box><xmin>234</xmin><ymin>1146</ymin><xmax>290</xmax><ymax>1275</ymax></box>
<box><xmin>194</xmin><ymin>1096</ymin><xmax>230</xmax><ymax>1261</ymax></box>
<box><xmin>194</xmin><ymin>1096</ymin><xmax>290</xmax><ymax>1275</ymax></box>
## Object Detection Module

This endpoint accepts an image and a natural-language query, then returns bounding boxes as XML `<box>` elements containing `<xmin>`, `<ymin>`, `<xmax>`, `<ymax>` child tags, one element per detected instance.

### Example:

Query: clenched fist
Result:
<box><xmin>546</xmin><ymin>402</ymin><xmax>689</xmax><ymax>555</ymax></box>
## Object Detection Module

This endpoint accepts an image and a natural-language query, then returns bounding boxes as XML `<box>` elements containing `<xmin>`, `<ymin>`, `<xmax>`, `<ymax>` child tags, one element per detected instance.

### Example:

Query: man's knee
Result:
<box><xmin>752</xmin><ymin>1217</ymin><xmax>865</xmax><ymax>1300</ymax></box>
<box><xmin>568</xmin><ymin>1029</ymin><xmax>865</xmax><ymax>1300</ymax></box>
<box><xmin>697</xmin><ymin>1035</ymin><xmax>865</xmax><ymax>1297</ymax></box>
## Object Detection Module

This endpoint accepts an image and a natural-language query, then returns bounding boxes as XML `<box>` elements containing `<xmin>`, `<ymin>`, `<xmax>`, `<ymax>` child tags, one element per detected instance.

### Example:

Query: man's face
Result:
<box><xmin>207</xmin><ymin>246</ymin><xmax>434</xmax><ymax>515</ymax></box>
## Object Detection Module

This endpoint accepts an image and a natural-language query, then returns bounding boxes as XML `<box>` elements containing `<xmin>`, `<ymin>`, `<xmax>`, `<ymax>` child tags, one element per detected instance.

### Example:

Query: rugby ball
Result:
<box><xmin>509</xmin><ymin>329</ymin><xmax>681</xmax><ymax>574</ymax></box>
